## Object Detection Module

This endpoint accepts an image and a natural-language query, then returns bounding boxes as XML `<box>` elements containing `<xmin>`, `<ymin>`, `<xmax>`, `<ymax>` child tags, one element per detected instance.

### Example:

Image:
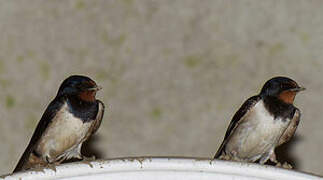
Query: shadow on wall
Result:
<box><xmin>63</xmin><ymin>135</ymin><xmax>104</xmax><ymax>164</ymax></box>
<box><xmin>267</xmin><ymin>135</ymin><xmax>303</xmax><ymax>170</ymax></box>
<box><xmin>82</xmin><ymin>135</ymin><xmax>104</xmax><ymax>159</ymax></box>
<box><xmin>78</xmin><ymin>133</ymin><xmax>303</xmax><ymax>170</ymax></box>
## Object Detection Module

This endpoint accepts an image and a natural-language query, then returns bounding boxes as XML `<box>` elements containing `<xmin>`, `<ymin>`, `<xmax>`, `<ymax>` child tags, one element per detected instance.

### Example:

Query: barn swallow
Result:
<box><xmin>13</xmin><ymin>75</ymin><xmax>105</xmax><ymax>172</ymax></box>
<box><xmin>214</xmin><ymin>76</ymin><xmax>305</xmax><ymax>166</ymax></box>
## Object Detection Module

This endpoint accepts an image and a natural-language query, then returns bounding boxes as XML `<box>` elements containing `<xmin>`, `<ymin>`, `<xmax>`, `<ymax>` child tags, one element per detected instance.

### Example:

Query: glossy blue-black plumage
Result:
<box><xmin>57</xmin><ymin>75</ymin><xmax>96</xmax><ymax>97</ymax></box>
<box><xmin>260</xmin><ymin>76</ymin><xmax>300</xmax><ymax>98</ymax></box>
<box><xmin>14</xmin><ymin>75</ymin><xmax>101</xmax><ymax>172</ymax></box>
<box><xmin>214</xmin><ymin>76</ymin><xmax>302</xmax><ymax>159</ymax></box>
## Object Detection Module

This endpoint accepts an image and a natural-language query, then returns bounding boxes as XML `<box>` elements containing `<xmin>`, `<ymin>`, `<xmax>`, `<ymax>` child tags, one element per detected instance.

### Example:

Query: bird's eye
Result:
<box><xmin>281</xmin><ymin>83</ymin><xmax>294</xmax><ymax>91</ymax></box>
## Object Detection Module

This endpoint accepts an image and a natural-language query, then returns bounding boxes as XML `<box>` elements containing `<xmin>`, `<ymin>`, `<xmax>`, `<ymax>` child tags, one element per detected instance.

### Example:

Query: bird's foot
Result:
<box><xmin>82</xmin><ymin>155</ymin><xmax>96</xmax><ymax>161</ymax></box>
<box><xmin>269</xmin><ymin>152</ymin><xmax>278</xmax><ymax>164</ymax></box>
<box><xmin>80</xmin><ymin>155</ymin><xmax>95</xmax><ymax>168</ymax></box>
<box><xmin>275</xmin><ymin>162</ymin><xmax>293</xmax><ymax>169</ymax></box>
<box><xmin>29</xmin><ymin>166</ymin><xmax>46</xmax><ymax>173</ymax></box>
<box><xmin>219</xmin><ymin>154</ymin><xmax>231</xmax><ymax>161</ymax></box>
<box><xmin>45</xmin><ymin>163</ymin><xmax>58</xmax><ymax>172</ymax></box>
<box><xmin>29</xmin><ymin>163</ymin><xmax>57</xmax><ymax>172</ymax></box>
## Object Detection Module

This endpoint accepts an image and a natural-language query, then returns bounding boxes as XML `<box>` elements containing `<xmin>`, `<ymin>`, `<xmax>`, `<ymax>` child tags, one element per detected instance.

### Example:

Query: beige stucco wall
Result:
<box><xmin>0</xmin><ymin>0</ymin><xmax>322</xmax><ymax>176</ymax></box>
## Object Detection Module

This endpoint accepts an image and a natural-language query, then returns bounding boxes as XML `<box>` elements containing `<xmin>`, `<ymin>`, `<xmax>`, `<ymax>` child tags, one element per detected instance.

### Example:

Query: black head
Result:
<box><xmin>260</xmin><ymin>76</ymin><xmax>305</xmax><ymax>104</ymax></box>
<box><xmin>57</xmin><ymin>75</ymin><xmax>101</xmax><ymax>101</ymax></box>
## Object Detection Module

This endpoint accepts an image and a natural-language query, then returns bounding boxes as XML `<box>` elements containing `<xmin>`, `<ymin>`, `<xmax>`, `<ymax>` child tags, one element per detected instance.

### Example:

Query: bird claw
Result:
<box><xmin>29</xmin><ymin>166</ymin><xmax>46</xmax><ymax>173</ymax></box>
<box><xmin>219</xmin><ymin>154</ymin><xmax>231</xmax><ymax>161</ymax></box>
<box><xmin>269</xmin><ymin>152</ymin><xmax>278</xmax><ymax>164</ymax></box>
<box><xmin>29</xmin><ymin>163</ymin><xmax>57</xmax><ymax>173</ymax></box>
<box><xmin>46</xmin><ymin>163</ymin><xmax>57</xmax><ymax>172</ymax></box>
<box><xmin>81</xmin><ymin>155</ymin><xmax>95</xmax><ymax>168</ymax></box>
<box><xmin>275</xmin><ymin>162</ymin><xmax>293</xmax><ymax>169</ymax></box>
<box><xmin>82</xmin><ymin>155</ymin><xmax>96</xmax><ymax>161</ymax></box>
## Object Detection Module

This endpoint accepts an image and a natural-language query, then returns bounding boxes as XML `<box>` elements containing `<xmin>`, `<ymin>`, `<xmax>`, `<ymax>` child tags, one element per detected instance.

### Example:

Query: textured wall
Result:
<box><xmin>0</xmin><ymin>0</ymin><xmax>322</xmax><ymax>176</ymax></box>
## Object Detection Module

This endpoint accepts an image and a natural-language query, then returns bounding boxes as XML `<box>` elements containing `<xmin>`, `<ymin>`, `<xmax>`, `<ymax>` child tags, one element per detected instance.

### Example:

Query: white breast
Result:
<box><xmin>226</xmin><ymin>100</ymin><xmax>290</xmax><ymax>159</ymax></box>
<box><xmin>244</xmin><ymin>101</ymin><xmax>289</xmax><ymax>144</ymax></box>
<box><xmin>253</xmin><ymin>101</ymin><xmax>288</xmax><ymax>134</ymax></box>
<box><xmin>37</xmin><ymin>102</ymin><xmax>92</xmax><ymax>161</ymax></box>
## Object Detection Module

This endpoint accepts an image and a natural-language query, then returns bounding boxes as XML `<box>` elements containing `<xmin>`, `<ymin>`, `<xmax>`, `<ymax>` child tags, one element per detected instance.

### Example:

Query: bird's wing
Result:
<box><xmin>214</xmin><ymin>95</ymin><xmax>261</xmax><ymax>159</ymax></box>
<box><xmin>91</xmin><ymin>100</ymin><xmax>105</xmax><ymax>135</ymax></box>
<box><xmin>278</xmin><ymin>108</ymin><xmax>300</xmax><ymax>146</ymax></box>
<box><xmin>13</xmin><ymin>97</ymin><xmax>64</xmax><ymax>173</ymax></box>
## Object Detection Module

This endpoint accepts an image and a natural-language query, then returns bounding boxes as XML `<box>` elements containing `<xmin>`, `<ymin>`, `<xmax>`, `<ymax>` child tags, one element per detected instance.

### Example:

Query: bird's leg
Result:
<box><xmin>259</xmin><ymin>156</ymin><xmax>270</xmax><ymax>164</ymax></box>
<box><xmin>259</xmin><ymin>151</ymin><xmax>272</xmax><ymax>165</ymax></box>
<box><xmin>71</xmin><ymin>143</ymin><xmax>94</xmax><ymax>167</ymax></box>
<box><xmin>22</xmin><ymin>154</ymin><xmax>48</xmax><ymax>173</ymax></box>
<box><xmin>82</xmin><ymin>154</ymin><xmax>96</xmax><ymax>161</ymax></box>
<box><xmin>57</xmin><ymin>157</ymin><xmax>66</xmax><ymax>164</ymax></box>
<box><xmin>281</xmin><ymin>162</ymin><xmax>293</xmax><ymax>169</ymax></box>
<box><xmin>219</xmin><ymin>150</ymin><xmax>237</xmax><ymax>161</ymax></box>
<box><xmin>79</xmin><ymin>154</ymin><xmax>95</xmax><ymax>168</ymax></box>
<box><xmin>269</xmin><ymin>152</ymin><xmax>279</xmax><ymax>164</ymax></box>
<box><xmin>76</xmin><ymin>143</ymin><xmax>96</xmax><ymax>161</ymax></box>
<box><xmin>45</xmin><ymin>163</ymin><xmax>58</xmax><ymax>172</ymax></box>
<box><xmin>43</xmin><ymin>156</ymin><xmax>62</xmax><ymax>172</ymax></box>
<box><xmin>275</xmin><ymin>160</ymin><xmax>293</xmax><ymax>169</ymax></box>
<box><xmin>74</xmin><ymin>153</ymin><xmax>83</xmax><ymax>160</ymax></box>
<box><xmin>269</xmin><ymin>151</ymin><xmax>293</xmax><ymax>169</ymax></box>
<box><xmin>30</xmin><ymin>161</ymin><xmax>58</xmax><ymax>172</ymax></box>
<box><xmin>219</xmin><ymin>154</ymin><xmax>231</xmax><ymax>161</ymax></box>
<box><xmin>28</xmin><ymin>163</ymin><xmax>47</xmax><ymax>173</ymax></box>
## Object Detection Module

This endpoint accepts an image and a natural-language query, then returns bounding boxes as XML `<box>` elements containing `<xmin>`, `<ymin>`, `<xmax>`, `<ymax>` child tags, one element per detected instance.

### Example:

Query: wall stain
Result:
<box><xmin>123</xmin><ymin>0</ymin><xmax>134</xmax><ymax>6</ymax></box>
<box><xmin>16</xmin><ymin>56</ymin><xmax>24</xmax><ymax>63</ymax></box>
<box><xmin>102</xmin><ymin>32</ymin><xmax>126</xmax><ymax>47</ymax></box>
<box><xmin>39</xmin><ymin>61</ymin><xmax>50</xmax><ymax>80</ymax></box>
<box><xmin>0</xmin><ymin>79</ymin><xmax>9</xmax><ymax>88</ymax></box>
<box><xmin>151</xmin><ymin>107</ymin><xmax>162</xmax><ymax>119</ymax></box>
<box><xmin>6</xmin><ymin>95</ymin><xmax>15</xmax><ymax>109</ymax></box>
<box><xmin>184</xmin><ymin>55</ymin><xmax>203</xmax><ymax>68</ymax></box>
<box><xmin>0</xmin><ymin>60</ymin><xmax>4</xmax><ymax>74</ymax></box>
<box><xmin>299</xmin><ymin>32</ymin><xmax>310</xmax><ymax>44</ymax></box>
<box><xmin>269</xmin><ymin>43</ymin><xmax>285</xmax><ymax>56</ymax></box>
<box><xmin>75</xmin><ymin>0</ymin><xmax>86</xmax><ymax>10</ymax></box>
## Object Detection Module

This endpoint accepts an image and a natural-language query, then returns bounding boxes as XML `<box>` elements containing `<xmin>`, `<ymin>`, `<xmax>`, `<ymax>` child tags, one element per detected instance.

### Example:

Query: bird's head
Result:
<box><xmin>260</xmin><ymin>76</ymin><xmax>305</xmax><ymax>104</ymax></box>
<box><xmin>57</xmin><ymin>75</ymin><xmax>102</xmax><ymax>102</ymax></box>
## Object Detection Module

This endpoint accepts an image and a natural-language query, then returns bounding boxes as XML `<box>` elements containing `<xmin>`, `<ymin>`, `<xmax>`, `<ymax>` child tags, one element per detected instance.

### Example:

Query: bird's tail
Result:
<box><xmin>13</xmin><ymin>142</ymin><xmax>35</xmax><ymax>173</ymax></box>
<box><xmin>13</xmin><ymin>151</ymin><xmax>30</xmax><ymax>173</ymax></box>
<box><xmin>214</xmin><ymin>140</ymin><xmax>226</xmax><ymax>159</ymax></box>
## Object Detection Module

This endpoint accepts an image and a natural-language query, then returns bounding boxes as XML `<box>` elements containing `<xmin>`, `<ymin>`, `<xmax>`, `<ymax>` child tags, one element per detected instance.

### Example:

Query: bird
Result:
<box><xmin>13</xmin><ymin>75</ymin><xmax>105</xmax><ymax>173</ymax></box>
<box><xmin>214</xmin><ymin>76</ymin><xmax>305</xmax><ymax>166</ymax></box>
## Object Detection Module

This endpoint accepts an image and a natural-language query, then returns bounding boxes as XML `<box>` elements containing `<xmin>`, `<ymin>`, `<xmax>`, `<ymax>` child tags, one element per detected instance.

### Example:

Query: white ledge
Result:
<box><xmin>3</xmin><ymin>157</ymin><xmax>322</xmax><ymax>180</ymax></box>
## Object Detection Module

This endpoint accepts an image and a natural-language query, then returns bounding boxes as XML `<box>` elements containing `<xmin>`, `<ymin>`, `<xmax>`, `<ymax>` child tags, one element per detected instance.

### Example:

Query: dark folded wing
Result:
<box><xmin>278</xmin><ymin>108</ymin><xmax>300</xmax><ymax>146</ymax></box>
<box><xmin>214</xmin><ymin>95</ymin><xmax>261</xmax><ymax>158</ymax></box>
<box><xmin>91</xmin><ymin>100</ymin><xmax>105</xmax><ymax>135</ymax></box>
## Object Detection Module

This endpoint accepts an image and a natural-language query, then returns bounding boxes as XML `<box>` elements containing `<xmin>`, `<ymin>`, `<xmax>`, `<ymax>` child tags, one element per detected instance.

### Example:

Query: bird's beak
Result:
<box><xmin>87</xmin><ymin>85</ymin><xmax>102</xmax><ymax>91</ymax></box>
<box><xmin>290</xmin><ymin>86</ymin><xmax>306</xmax><ymax>92</ymax></box>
